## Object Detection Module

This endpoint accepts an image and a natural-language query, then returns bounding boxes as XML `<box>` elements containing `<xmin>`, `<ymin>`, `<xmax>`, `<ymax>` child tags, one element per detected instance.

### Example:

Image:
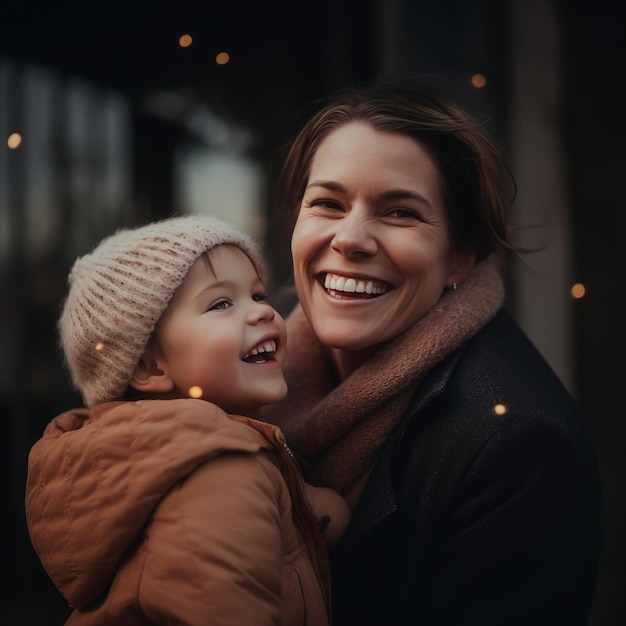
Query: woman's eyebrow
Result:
<box><xmin>305</xmin><ymin>179</ymin><xmax>345</xmax><ymax>193</ymax></box>
<box><xmin>380</xmin><ymin>188</ymin><xmax>433</xmax><ymax>209</ymax></box>
<box><xmin>305</xmin><ymin>180</ymin><xmax>433</xmax><ymax>209</ymax></box>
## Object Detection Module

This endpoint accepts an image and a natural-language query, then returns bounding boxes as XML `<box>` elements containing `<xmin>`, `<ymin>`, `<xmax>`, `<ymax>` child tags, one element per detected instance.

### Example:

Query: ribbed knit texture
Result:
<box><xmin>59</xmin><ymin>214</ymin><xmax>264</xmax><ymax>407</ymax></box>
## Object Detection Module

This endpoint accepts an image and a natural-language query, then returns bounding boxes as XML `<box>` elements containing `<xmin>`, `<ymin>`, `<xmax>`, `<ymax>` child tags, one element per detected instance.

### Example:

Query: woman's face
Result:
<box><xmin>291</xmin><ymin>122</ymin><xmax>474</xmax><ymax>365</ymax></box>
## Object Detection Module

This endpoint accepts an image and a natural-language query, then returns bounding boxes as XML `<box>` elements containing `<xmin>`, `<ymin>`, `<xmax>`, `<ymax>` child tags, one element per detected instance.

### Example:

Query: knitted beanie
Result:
<box><xmin>59</xmin><ymin>214</ymin><xmax>265</xmax><ymax>407</ymax></box>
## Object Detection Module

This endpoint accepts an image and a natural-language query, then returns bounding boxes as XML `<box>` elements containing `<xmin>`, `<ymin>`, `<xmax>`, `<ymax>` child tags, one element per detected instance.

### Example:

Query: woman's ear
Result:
<box><xmin>446</xmin><ymin>251</ymin><xmax>476</xmax><ymax>288</ymax></box>
<box><xmin>129</xmin><ymin>343</ymin><xmax>175</xmax><ymax>394</ymax></box>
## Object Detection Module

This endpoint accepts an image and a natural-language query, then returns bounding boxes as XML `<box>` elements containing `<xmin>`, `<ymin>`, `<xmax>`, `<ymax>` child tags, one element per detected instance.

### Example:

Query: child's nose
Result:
<box><xmin>248</xmin><ymin>301</ymin><xmax>276</xmax><ymax>324</ymax></box>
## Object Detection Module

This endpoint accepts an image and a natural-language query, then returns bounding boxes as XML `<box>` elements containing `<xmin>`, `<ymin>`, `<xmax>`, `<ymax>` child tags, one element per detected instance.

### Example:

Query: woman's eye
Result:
<box><xmin>387</xmin><ymin>207</ymin><xmax>420</xmax><ymax>220</ymax></box>
<box><xmin>208</xmin><ymin>299</ymin><xmax>231</xmax><ymax>311</ymax></box>
<box><xmin>309</xmin><ymin>198</ymin><xmax>343</xmax><ymax>211</ymax></box>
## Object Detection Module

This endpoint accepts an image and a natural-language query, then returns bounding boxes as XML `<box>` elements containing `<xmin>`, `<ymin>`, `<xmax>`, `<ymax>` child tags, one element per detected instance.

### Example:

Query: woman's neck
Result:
<box><xmin>326</xmin><ymin>343</ymin><xmax>386</xmax><ymax>381</ymax></box>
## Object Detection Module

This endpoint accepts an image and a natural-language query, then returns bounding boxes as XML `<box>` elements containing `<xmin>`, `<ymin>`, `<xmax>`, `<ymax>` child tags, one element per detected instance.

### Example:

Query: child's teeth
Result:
<box><xmin>246</xmin><ymin>341</ymin><xmax>276</xmax><ymax>359</ymax></box>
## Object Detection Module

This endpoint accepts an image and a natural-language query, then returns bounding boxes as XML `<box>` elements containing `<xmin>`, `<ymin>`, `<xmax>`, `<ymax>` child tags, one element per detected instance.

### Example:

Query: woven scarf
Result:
<box><xmin>263</xmin><ymin>261</ymin><xmax>504</xmax><ymax>508</ymax></box>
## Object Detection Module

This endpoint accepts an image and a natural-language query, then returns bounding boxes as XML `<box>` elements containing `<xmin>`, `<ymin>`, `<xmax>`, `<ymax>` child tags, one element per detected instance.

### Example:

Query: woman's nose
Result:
<box><xmin>247</xmin><ymin>301</ymin><xmax>277</xmax><ymax>324</ymax></box>
<box><xmin>330</xmin><ymin>209</ymin><xmax>378</xmax><ymax>257</ymax></box>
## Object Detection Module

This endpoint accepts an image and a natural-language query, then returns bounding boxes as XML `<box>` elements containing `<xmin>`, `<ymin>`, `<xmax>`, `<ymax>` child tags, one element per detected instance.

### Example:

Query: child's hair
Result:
<box><xmin>58</xmin><ymin>214</ymin><xmax>264</xmax><ymax>408</ymax></box>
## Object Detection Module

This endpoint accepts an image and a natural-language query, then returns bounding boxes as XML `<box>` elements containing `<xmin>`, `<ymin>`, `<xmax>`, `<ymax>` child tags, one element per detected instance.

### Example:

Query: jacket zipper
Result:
<box><xmin>281</xmin><ymin>442</ymin><xmax>319</xmax><ymax>523</ymax></box>
<box><xmin>280</xmin><ymin>441</ymin><xmax>332</xmax><ymax>619</ymax></box>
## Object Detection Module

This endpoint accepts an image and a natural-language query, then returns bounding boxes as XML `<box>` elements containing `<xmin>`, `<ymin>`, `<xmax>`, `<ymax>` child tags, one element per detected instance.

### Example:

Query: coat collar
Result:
<box><xmin>331</xmin><ymin>347</ymin><xmax>465</xmax><ymax>560</ymax></box>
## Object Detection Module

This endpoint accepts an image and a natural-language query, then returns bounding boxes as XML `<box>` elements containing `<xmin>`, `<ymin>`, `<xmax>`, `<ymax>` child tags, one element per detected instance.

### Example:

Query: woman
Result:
<box><xmin>263</xmin><ymin>83</ymin><xmax>603</xmax><ymax>625</ymax></box>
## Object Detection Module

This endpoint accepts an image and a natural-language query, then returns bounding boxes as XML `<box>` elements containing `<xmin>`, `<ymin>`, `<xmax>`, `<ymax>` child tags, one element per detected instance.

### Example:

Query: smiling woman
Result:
<box><xmin>262</xmin><ymin>82</ymin><xmax>603</xmax><ymax>626</ymax></box>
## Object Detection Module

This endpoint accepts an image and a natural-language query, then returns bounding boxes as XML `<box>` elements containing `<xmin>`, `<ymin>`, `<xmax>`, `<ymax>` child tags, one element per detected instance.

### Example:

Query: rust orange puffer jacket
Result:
<box><xmin>25</xmin><ymin>399</ymin><xmax>330</xmax><ymax>625</ymax></box>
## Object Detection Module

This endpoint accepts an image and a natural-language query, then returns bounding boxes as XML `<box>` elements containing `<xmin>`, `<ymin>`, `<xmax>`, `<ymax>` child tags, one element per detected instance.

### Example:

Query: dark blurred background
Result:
<box><xmin>1</xmin><ymin>0</ymin><xmax>623</xmax><ymax>623</ymax></box>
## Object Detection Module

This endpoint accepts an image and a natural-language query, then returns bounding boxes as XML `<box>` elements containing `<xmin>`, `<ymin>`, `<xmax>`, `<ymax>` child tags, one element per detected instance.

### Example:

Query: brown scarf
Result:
<box><xmin>263</xmin><ymin>261</ymin><xmax>504</xmax><ymax>508</ymax></box>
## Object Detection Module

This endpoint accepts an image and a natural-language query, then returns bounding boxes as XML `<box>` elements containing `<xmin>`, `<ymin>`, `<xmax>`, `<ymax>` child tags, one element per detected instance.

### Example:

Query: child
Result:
<box><xmin>25</xmin><ymin>214</ymin><xmax>351</xmax><ymax>626</ymax></box>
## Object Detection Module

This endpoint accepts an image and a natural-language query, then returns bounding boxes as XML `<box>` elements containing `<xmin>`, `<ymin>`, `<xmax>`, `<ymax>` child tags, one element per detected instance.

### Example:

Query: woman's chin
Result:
<box><xmin>314</xmin><ymin>326</ymin><xmax>383</xmax><ymax>353</ymax></box>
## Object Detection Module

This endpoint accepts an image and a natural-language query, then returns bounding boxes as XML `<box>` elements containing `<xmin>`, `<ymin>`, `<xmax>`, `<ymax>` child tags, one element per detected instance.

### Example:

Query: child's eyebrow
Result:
<box><xmin>193</xmin><ymin>280</ymin><xmax>230</xmax><ymax>301</ymax></box>
<box><xmin>193</xmin><ymin>275</ymin><xmax>266</xmax><ymax>302</ymax></box>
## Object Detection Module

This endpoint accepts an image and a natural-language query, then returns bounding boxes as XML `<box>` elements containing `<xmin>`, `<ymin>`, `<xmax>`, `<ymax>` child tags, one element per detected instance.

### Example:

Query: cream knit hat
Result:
<box><xmin>59</xmin><ymin>214</ymin><xmax>265</xmax><ymax>407</ymax></box>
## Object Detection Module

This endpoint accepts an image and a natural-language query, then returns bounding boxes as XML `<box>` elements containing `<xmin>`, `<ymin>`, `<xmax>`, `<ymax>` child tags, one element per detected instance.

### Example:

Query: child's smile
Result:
<box><xmin>152</xmin><ymin>245</ymin><xmax>288</xmax><ymax>414</ymax></box>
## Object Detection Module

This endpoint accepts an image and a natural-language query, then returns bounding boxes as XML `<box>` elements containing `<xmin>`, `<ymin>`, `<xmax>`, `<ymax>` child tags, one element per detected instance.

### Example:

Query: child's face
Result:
<box><xmin>153</xmin><ymin>245</ymin><xmax>288</xmax><ymax>414</ymax></box>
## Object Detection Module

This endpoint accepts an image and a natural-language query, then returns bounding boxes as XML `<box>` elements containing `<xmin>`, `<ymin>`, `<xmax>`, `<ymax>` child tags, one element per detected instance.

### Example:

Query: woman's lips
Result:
<box><xmin>321</xmin><ymin>272</ymin><xmax>392</xmax><ymax>297</ymax></box>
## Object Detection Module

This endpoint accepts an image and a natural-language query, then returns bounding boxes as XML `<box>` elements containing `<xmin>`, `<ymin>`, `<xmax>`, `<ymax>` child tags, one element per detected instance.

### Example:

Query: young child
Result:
<box><xmin>25</xmin><ymin>214</ymin><xmax>350</xmax><ymax>626</ymax></box>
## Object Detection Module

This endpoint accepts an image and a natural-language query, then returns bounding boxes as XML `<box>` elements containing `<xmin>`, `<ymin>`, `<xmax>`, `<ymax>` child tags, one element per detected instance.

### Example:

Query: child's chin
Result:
<box><xmin>261</xmin><ymin>387</ymin><xmax>289</xmax><ymax>406</ymax></box>
<box><xmin>261</xmin><ymin>379</ymin><xmax>288</xmax><ymax>401</ymax></box>
<box><xmin>244</xmin><ymin>389</ymin><xmax>288</xmax><ymax>416</ymax></box>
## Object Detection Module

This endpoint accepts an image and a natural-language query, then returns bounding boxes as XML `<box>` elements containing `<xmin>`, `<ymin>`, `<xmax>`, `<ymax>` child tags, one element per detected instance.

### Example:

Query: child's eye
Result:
<box><xmin>208</xmin><ymin>299</ymin><xmax>231</xmax><ymax>311</ymax></box>
<box><xmin>252</xmin><ymin>293</ymin><xmax>268</xmax><ymax>302</ymax></box>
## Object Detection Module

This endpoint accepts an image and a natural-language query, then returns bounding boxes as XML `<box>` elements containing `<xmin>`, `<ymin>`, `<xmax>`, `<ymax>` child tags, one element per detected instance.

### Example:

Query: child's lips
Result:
<box><xmin>242</xmin><ymin>337</ymin><xmax>279</xmax><ymax>362</ymax></box>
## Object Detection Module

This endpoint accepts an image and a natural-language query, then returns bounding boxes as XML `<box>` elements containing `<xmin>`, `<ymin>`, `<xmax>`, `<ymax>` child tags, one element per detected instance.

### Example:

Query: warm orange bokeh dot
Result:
<box><xmin>7</xmin><ymin>132</ymin><xmax>22</xmax><ymax>149</ymax></box>
<box><xmin>471</xmin><ymin>73</ymin><xmax>487</xmax><ymax>88</ymax></box>
<box><xmin>179</xmin><ymin>34</ymin><xmax>193</xmax><ymax>48</ymax></box>
<box><xmin>188</xmin><ymin>385</ymin><xmax>203</xmax><ymax>398</ymax></box>
<box><xmin>94</xmin><ymin>342</ymin><xmax>105</xmax><ymax>351</ymax></box>
<box><xmin>215</xmin><ymin>51</ymin><xmax>230</xmax><ymax>65</ymax></box>
<box><xmin>571</xmin><ymin>283</ymin><xmax>586</xmax><ymax>299</ymax></box>
<box><xmin>493</xmin><ymin>403</ymin><xmax>508</xmax><ymax>416</ymax></box>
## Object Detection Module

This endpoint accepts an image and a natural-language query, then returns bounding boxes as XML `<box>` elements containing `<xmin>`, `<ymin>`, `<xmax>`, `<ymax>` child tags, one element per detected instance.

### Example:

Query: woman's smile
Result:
<box><xmin>320</xmin><ymin>272</ymin><xmax>392</xmax><ymax>298</ymax></box>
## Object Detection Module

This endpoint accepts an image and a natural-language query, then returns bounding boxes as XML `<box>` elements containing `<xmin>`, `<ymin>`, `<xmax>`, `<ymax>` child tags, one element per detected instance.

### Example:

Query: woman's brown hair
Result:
<box><xmin>276</xmin><ymin>82</ymin><xmax>521</xmax><ymax>262</ymax></box>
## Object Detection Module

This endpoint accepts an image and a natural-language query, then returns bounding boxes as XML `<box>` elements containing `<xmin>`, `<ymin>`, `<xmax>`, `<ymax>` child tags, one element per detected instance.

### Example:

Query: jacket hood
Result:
<box><xmin>25</xmin><ymin>399</ymin><xmax>282</xmax><ymax>609</ymax></box>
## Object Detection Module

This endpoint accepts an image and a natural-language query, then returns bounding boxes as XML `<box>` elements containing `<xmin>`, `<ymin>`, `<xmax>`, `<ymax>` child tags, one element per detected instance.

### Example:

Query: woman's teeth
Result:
<box><xmin>323</xmin><ymin>273</ymin><xmax>388</xmax><ymax>295</ymax></box>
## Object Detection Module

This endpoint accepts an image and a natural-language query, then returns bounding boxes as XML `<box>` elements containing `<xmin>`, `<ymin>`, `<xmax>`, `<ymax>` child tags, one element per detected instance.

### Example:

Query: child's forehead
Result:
<box><xmin>198</xmin><ymin>245</ymin><xmax>263</xmax><ymax>280</ymax></box>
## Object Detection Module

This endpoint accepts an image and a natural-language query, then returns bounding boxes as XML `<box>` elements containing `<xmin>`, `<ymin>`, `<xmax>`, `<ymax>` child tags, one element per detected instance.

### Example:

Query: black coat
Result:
<box><xmin>330</xmin><ymin>309</ymin><xmax>603</xmax><ymax>625</ymax></box>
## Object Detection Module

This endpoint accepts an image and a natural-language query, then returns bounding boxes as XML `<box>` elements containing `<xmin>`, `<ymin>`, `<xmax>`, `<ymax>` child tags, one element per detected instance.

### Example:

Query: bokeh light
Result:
<box><xmin>215</xmin><ymin>51</ymin><xmax>230</xmax><ymax>65</ymax></box>
<box><xmin>188</xmin><ymin>385</ymin><xmax>203</xmax><ymax>398</ymax></box>
<box><xmin>471</xmin><ymin>73</ymin><xmax>487</xmax><ymax>88</ymax></box>
<box><xmin>179</xmin><ymin>34</ymin><xmax>193</xmax><ymax>48</ymax></box>
<box><xmin>571</xmin><ymin>283</ymin><xmax>586</xmax><ymax>299</ymax></box>
<box><xmin>94</xmin><ymin>342</ymin><xmax>105</xmax><ymax>352</ymax></box>
<box><xmin>493</xmin><ymin>403</ymin><xmax>507</xmax><ymax>416</ymax></box>
<box><xmin>7</xmin><ymin>132</ymin><xmax>22</xmax><ymax>149</ymax></box>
